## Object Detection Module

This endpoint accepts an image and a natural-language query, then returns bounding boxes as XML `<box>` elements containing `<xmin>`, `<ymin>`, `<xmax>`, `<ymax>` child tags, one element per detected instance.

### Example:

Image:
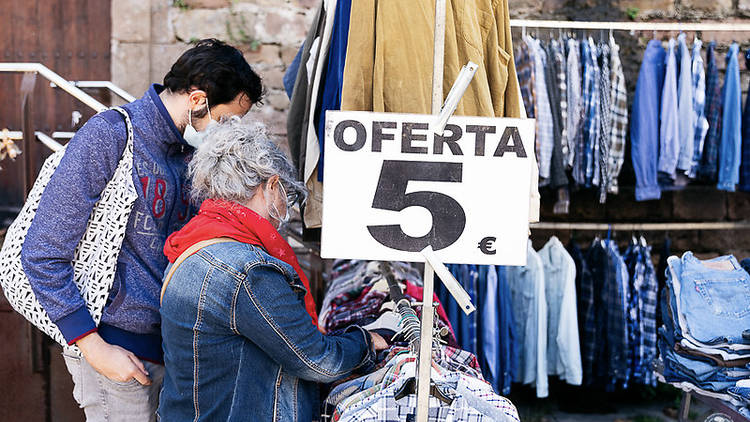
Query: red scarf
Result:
<box><xmin>164</xmin><ymin>199</ymin><xmax>319</xmax><ymax>328</ymax></box>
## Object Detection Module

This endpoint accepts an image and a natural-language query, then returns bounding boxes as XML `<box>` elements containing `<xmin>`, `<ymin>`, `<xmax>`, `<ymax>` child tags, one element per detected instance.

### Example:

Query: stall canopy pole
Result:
<box><xmin>415</xmin><ymin>1</ymin><xmax>447</xmax><ymax>421</ymax></box>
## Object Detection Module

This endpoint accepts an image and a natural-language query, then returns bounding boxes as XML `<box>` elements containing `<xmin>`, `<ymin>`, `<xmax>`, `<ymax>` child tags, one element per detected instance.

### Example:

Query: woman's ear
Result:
<box><xmin>268</xmin><ymin>175</ymin><xmax>280</xmax><ymax>192</ymax></box>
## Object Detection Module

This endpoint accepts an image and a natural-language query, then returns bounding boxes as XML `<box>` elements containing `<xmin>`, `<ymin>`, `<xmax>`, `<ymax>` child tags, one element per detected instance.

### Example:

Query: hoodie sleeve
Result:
<box><xmin>21</xmin><ymin>110</ymin><xmax>127</xmax><ymax>345</ymax></box>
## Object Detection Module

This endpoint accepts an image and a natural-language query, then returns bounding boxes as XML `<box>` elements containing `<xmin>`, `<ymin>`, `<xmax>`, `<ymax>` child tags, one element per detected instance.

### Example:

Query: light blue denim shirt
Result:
<box><xmin>659</xmin><ymin>39</ymin><xmax>680</xmax><ymax>179</ymax></box>
<box><xmin>538</xmin><ymin>237</ymin><xmax>582</xmax><ymax>386</ymax></box>
<box><xmin>508</xmin><ymin>241</ymin><xmax>548</xmax><ymax>398</ymax></box>
<box><xmin>718</xmin><ymin>43</ymin><xmax>743</xmax><ymax>191</ymax></box>
<box><xmin>677</xmin><ymin>33</ymin><xmax>696</xmax><ymax>172</ymax></box>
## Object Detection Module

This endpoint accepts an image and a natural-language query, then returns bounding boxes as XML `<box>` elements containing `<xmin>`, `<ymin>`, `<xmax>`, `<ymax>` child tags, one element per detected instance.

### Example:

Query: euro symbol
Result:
<box><xmin>478</xmin><ymin>236</ymin><xmax>497</xmax><ymax>255</ymax></box>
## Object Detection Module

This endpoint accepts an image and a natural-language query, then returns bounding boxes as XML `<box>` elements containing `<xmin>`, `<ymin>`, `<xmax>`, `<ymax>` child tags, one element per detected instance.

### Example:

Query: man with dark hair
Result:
<box><xmin>21</xmin><ymin>39</ymin><xmax>263</xmax><ymax>421</ymax></box>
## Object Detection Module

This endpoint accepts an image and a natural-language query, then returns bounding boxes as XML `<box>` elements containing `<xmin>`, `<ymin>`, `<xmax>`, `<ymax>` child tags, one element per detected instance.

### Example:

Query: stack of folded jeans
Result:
<box><xmin>656</xmin><ymin>252</ymin><xmax>750</xmax><ymax>414</ymax></box>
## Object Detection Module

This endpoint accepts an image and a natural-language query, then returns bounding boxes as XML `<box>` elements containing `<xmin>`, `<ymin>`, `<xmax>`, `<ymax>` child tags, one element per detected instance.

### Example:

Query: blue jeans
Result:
<box><xmin>674</xmin><ymin>253</ymin><xmax>750</xmax><ymax>345</ymax></box>
<box><xmin>718</xmin><ymin>43</ymin><xmax>743</xmax><ymax>191</ymax></box>
<box><xmin>631</xmin><ymin>40</ymin><xmax>665</xmax><ymax>201</ymax></box>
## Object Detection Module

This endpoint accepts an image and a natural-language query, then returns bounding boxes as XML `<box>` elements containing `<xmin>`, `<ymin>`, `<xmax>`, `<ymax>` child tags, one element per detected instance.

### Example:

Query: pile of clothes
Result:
<box><xmin>656</xmin><ymin>252</ymin><xmax>750</xmax><ymax>416</ymax></box>
<box><xmin>319</xmin><ymin>260</ymin><xmax>520</xmax><ymax>422</ymax></box>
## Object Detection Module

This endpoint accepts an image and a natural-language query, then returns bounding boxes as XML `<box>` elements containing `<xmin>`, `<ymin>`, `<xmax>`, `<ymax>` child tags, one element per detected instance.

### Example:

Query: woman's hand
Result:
<box><xmin>77</xmin><ymin>332</ymin><xmax>152</xmax><ymax>385</ymax></box>
<box><xmin>368</xmin><ymin>331</ymin><xmax>389</xmax><ymax>351</ymax></box>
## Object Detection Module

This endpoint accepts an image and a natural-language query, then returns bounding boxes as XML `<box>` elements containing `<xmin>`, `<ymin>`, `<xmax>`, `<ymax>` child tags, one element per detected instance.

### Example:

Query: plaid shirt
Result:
<box><xmin>567</xmin><ymin>241</ymin><xmax>594</xmax><ymax>383</ymax></box>
<box><xmin>608</xmin><ymin>40</ymin><xmax>628</xmax><ymax>194</ymax></box>
<box><xmin>598</xmin><ymin>42</ymin><xmax>612</xmax><ymax>202</ymax></box>
<box><xmin>516</xmin><ymin>41</ymin><xmax>536</xmax><ymax>120</ymax></box>
<box><xmin>567</xmin><ymin>38</ymin><xmax>584</xmax><ymax>171</ymax></box>
<box><xmin>699</xmin><ymin>41</ymin><xmax>723</xmax><ymax>181</ymax></box>
<box><xmin>337</xmin><ymin>370</ymin><xmax>518</xmax><ymax>422</ymax></box>
<box><xmin>641</xmin><ymin>243</ymin><xmax>659</xmax><ymax>386</ymax></box>
<box><xmin>526</xmin><ymin>36</ymin><xmax>555</xmax><ymax>182</ymax></box>
<box><xmin>582</xmin><ymin>38</ymin><xmax>601</xmax><ymax>188</ymax></box>
<box><xmin>623</xmin><ymin>241</ymin><xmax>659</xmax><ymax>387</ymax></box>
<box><xmin>326</xmin><ymin>287</ymin><xmax>389</xmax><ymax>332</ymax></box>
<box><xmin>689</xmin><ymin>39</ymin><xmax>708</xmax><ymax>179</ymax></box>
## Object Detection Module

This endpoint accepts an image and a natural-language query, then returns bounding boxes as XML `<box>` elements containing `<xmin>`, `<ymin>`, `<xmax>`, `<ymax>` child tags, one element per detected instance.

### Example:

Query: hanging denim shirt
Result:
<box><xmin>699</xmin><ymin>42</ymin><xmax>723</xmax><ymax>182</ymax></box>
<box><xmin>508</xmin><ymin>241</ymin><xmax>548</xmax><ymax>398</ymax></box>
<box><xmin>659</xmin><ymin>39</ymin><xmax>680</xmax><ymax>181</ymax></box>
<box><xmin>479</xmin><ymin>265</ymin><xmax>499</xmax><ymax>391</ymax></box>
<box><xmin>676</xmin><ymin>33</ymin><xmax>696</xmax><ymax>173</ymax></box>
<box><xmin>689</xmin><ymin>38</ymin><xmax>708</xmax><ymax>179</ymax></box>
<box><xmin>718</xmin><ymin>43</ymin><xmax>742</xmax><ymax>191</ymax></box>
<box><xmin>738</xmin><ymin>50</ymin><xmax>750</xmax><ymax>192</ymax></box>
<box><xmin>498</xmin><ymin>266</ymin><xmax>517</xmax><ymax>395</ymax></box>
<box><xmin>539</xmin><ymin>237</ymin><xmax>582</xmax><ymax>386</ymax></box>
<box><xmin>631</xmin><ymin>40</ymin><xmax>665</xmax><ymax>201</ymax></box>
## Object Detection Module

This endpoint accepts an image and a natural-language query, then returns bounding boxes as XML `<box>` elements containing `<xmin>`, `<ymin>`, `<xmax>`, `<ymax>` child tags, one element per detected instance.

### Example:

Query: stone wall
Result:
<box><xmin>512</xmin><ymin>0</ymin><xmax>750</xmax><ymax>258</ymax></box>
<box><xmin>111</xmin><ymin>0</ymin><xmax>750</xmax><ymax>258</ymax></box>
<box><xmin>111</xmin><ymin>0</ymin><xmax>316</xmax><ymax>142</ymax></box>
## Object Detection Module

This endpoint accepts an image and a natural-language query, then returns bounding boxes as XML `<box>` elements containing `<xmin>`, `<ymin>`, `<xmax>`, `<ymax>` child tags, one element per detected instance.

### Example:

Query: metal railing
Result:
<box><xmin>0</xmin><ymin>63</ymin><xmax>107</xmax><ymax>112</ymax></box>
<box><xmin>0</xmin><ymin>62</ymin><xmax>110</xmax><ymax>195</ymax></box>
<box><xmin>49</xmin><ymin>80</ymin><xmax>136</xmax><ymax>103</ymax></box>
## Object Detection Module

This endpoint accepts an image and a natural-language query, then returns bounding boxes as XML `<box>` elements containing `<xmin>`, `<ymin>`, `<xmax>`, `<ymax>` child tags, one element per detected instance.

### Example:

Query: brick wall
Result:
<box><xmin>111</xmin><ymin>0</ymin><xmax>750</xmax><ymax>258</ymax></box>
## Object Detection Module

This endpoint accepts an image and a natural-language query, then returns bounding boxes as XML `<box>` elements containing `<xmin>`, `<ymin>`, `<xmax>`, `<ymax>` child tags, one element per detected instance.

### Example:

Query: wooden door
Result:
<box><xmin>0</xmin><ymin>1</ymin><xmax>111</xmax><ymax>420</ymax></box>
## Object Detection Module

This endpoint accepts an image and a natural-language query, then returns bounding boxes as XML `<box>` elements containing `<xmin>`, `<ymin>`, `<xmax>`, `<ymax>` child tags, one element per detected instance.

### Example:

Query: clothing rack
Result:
<box><xmin>509</xmin><ymin>19</ymin><xmax>750</xmax><ymax>32</ymax></box>
<box><xmin>530</xmin><ymin>221</ymin><xmax>750</xmax><ymax>230</ymax></box>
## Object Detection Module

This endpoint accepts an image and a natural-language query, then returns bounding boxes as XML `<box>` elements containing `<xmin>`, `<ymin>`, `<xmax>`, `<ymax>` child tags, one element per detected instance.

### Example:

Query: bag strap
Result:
<box><xmin>160</xmin><ymin>238</ymin><xmax>238</xmax><ymax>304</ymax></box>
<box><xmin>108</xmin><ymin>106</ymin><xmax>134</xmax><ymax>159</ymax></box>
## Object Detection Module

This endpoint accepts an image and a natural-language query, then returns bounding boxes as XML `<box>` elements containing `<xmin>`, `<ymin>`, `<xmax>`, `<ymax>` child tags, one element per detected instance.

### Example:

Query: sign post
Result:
<box><xmin>321</xmin><ymin>4</ymin><xmax>533</xmax><ymax>420</ymax></box>
<box><xmin>321</xmin><ymin>109</ymin><xmax>533</xmax><ymax>418</ymax></box>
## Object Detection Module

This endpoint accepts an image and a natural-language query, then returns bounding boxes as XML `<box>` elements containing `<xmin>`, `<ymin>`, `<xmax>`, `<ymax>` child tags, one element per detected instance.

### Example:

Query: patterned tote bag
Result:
<box><xmin>0</xmin><ymin>107</ymin><xmax>137</xmax><ymax>354</ymax></box>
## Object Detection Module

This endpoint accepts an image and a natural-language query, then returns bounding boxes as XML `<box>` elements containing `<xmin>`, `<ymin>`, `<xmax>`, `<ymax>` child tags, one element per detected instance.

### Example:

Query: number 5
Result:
<box><xmin>367</xmin><ymin>160</ymin><xmax>466</xmax><ymax>252</ymax></box>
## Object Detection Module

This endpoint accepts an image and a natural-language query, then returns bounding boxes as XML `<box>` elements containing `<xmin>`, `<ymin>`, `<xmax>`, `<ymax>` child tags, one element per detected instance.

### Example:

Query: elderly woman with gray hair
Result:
<box><xmin>157</xmin><ymin>117</ymin><xmax>386</xmax><ymax>422</ymax></box>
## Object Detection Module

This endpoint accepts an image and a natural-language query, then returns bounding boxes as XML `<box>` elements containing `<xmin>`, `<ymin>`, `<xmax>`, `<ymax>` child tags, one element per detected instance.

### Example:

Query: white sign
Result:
<box><xmin>321</xmin><ymin>111</ymin><xmax>534</xmax><ymax>266</ymax></box>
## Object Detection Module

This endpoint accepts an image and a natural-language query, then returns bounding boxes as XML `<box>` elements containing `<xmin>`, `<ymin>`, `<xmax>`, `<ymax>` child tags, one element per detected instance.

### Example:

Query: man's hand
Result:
<box><xmin>76</xmin><ymin>332</ymin><xmax>152</xmax><ymax>385</ymax></box>
<box><xmin>368</xmin><ymin>331</ymin><xmax>389</xmax><ymax>352</ymax></box>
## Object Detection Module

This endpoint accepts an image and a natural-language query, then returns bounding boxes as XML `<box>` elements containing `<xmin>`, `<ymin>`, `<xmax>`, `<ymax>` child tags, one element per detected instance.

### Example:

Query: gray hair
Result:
<box><xmin>188</xmin><ymin>116</ymin><xmax>306</xmax><ymax>205</ymax></box>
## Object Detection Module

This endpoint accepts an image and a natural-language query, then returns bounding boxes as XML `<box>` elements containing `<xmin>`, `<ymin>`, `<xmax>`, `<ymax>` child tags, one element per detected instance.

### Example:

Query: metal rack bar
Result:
<box><xmin>510</xmin><ymin>19</ymin><xmax>750</xmax><ymax>32</ymax></box>
<box><xmin>530</xmin><ymin>221</ymin><xmax>750</xmax><ymax>231</ymax></box>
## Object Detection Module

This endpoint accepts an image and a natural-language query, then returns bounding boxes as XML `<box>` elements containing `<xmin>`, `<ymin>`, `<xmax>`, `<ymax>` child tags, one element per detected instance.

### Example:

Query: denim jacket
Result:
<box><xmin>158</xmin><ymin>242</ymin><xmax>375</xmax><ymax>422</ymax></box>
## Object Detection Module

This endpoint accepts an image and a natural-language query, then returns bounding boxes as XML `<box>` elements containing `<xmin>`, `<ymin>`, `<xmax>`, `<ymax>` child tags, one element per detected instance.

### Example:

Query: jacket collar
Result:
<box><xmin>144</xmin><ymin>83</ymin><xmax>190</xmax><ymax>147</ymax></box>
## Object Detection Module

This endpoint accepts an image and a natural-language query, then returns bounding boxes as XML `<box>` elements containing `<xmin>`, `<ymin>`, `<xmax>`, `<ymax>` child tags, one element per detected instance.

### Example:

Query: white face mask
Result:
<box><xmin>183</xmin><ymin>98</ymin><xmax>216</xmax><ymax>148</ymax></box>
<box><xmin>265</xmin><ymin>181</ymin><xmax>291</xmax><ymax>229</ymax></box>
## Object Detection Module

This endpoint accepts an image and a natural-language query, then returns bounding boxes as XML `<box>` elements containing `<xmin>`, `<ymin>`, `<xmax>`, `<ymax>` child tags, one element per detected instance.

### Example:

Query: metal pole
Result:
<box><xmin>431</xmin><ymin>0</ymin><xmax>446</xmax><ymax>115</ymax></box>
<box><xmin>416</xmin><ymin>3</ymin><xmax>447</xmax><ymax>419</ymax></box>
<box><xmin>415</xmin><ymin>262</ymin><xmax>436</xmax><ymax>422</ymax></box>
<box><xmin>20</xmin><ymin>72</ymin><xmax>37</xmax><ymax>199</ymax></box>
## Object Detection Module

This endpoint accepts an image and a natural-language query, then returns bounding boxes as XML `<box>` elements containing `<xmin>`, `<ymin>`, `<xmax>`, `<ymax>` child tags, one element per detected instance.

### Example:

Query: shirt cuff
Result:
<box><xmin>54</xmin><ymin>306</ymin><xmax>97</xmax><ymax>345</ymax></box>
<box><xmin>717</xmin><ymin>181</ymin><xmax>737</xmax><ymax>192</ymax></box>
<box><xmin>635</xmin><ymin>185</ymin><xmax>662</xmax><ymax>201</ymax></box>
<box><xmin>345</xmin><ymin>325</ymin><xmax>377</xmax><ymax>373</ymax></box>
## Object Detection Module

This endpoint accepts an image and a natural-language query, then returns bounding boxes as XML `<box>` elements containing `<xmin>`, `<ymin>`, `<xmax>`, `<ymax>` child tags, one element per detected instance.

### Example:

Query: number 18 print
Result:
<box><xmin>321</xmin><ymin>111</ymin><xmax>534</xmax><ymax>266</ymax></box>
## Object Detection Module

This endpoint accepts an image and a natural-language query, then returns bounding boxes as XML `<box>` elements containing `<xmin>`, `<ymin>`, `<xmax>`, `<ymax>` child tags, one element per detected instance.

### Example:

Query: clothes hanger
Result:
<box><xmin>393</xmin><ymin>377</ymin><xmax>454</xmax><ymax>404</ymax></box>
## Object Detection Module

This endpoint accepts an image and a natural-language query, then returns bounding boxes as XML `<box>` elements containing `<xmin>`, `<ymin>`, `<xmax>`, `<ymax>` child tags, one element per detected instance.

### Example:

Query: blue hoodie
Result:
<box><xmin>21</xmin><ymin>84</ymin><xmax>195</xmax><ymax>363</ymax></box>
